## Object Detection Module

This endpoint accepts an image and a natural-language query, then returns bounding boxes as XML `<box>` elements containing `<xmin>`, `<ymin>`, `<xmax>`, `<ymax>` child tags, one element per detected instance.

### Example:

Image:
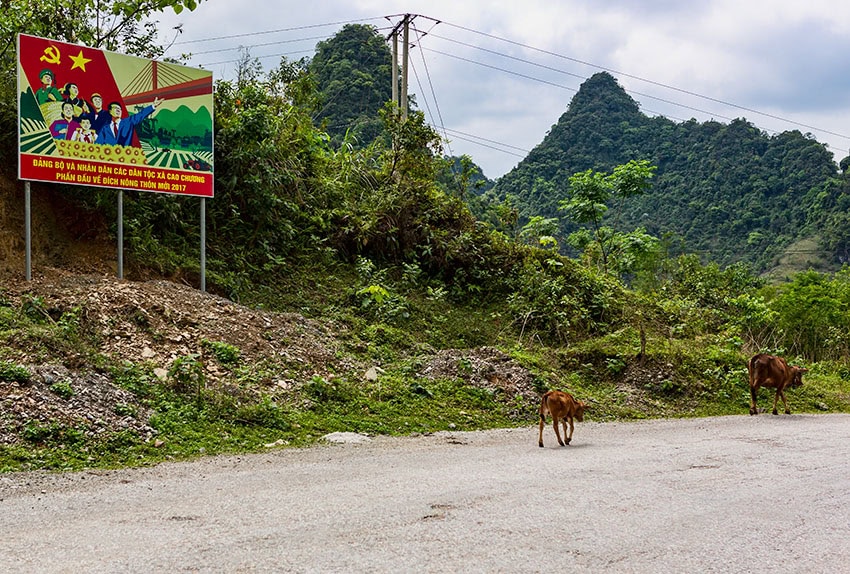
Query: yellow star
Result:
<box><xmin>69</xmin><ymin>50</ymin><xmax>92</xmax><ymax>72</ymax></box>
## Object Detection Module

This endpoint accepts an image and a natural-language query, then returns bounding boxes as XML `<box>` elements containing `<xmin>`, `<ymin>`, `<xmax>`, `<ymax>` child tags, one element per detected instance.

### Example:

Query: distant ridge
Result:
<box><xmin>488</xmin><ymin>72</ymin><xmax>845</xmax><ymax>273</ymax></box>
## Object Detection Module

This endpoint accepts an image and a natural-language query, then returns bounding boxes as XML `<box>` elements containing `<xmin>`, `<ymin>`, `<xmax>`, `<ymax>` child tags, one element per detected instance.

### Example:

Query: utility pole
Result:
<box><xmin>391</xmin><ymin>30</ymin><xmax>398</xmax><ymax>110</ymax></box>
<box><xmin>388</xmin><ymin>14</ymin><xmax>413</xmax><ymax>119</ymax></box>
<box><xmin>401</xmin><ymin>14</ymin><xmax>409</xmax><ymax>120</ymax></box>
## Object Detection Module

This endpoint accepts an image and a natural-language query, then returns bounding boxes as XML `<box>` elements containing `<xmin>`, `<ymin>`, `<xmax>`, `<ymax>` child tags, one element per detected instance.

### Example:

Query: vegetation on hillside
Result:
<box><xmin>0</xmin><ymin>15</ymin><xmax>848</xmax><ymax>472</ymax></box>
<box><xmin>490</xmin><ymin>72</ymin><xmax>850</xmax><ymax>274</ymax></box>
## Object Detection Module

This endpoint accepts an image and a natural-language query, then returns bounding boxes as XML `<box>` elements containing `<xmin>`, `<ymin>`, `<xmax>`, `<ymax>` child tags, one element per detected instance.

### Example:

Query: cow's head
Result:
<box><xmin>574</xmin><ymin>400</ymin><xmax>587</xmax><ymax>422</ymax></box>
<box><xmin>790</xmin><ymin>366</ymin><xmax>807</xmax><ymax>387</ymax></box>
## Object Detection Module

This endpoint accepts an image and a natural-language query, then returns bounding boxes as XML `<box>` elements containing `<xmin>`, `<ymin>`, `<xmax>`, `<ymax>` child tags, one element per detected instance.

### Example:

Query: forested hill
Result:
<box><xmin>489</xmin><ymin>72</ymin><xmax>850</xmax><ymax>274</ymax></box>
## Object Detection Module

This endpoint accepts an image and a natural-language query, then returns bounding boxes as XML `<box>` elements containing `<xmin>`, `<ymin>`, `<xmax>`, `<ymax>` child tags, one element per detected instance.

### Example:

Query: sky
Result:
<box><xmin>154</xmin><ymin>0</ymin><xmax>850</xmax><ymax>179</ymax></box>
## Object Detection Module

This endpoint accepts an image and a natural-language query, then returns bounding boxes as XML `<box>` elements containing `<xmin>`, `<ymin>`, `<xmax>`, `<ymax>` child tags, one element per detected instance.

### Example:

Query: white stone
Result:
<box><xmin>364</xmin><ymin>366</ymin><xmax>385</xmax><ymax>381</ymax></box>
<box><xmin>321</xmin><ymin>432</ymin><xmax>372</xmax><ymax>444</ymax></box>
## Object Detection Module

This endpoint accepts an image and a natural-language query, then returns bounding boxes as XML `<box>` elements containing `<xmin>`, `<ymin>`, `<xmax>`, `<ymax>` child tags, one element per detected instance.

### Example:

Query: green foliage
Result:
<box><xmin>201</xmin><ymin>340</ymin><xmax>241</xmax><ymax>366</ymax></box>
<box><xmin>560</xmin><ymin>160</ymin><xmax>658</xmax><ymax>277</ymax></box>
<box><xmin>22</xmin><ymin>421</ymin><xmax>84</xmax><ymax>446</ymax></box>
<box><xmin>233</xmin><ymin>397</ymin><xmax>291</xmax><ymax>430</ymax></box>
<box><xmin>0</xmin><ymin>1</ymin><xmax>202</xmax><ymax>60</ymax></box>
<box><xmin>49</xmin><ymin>381</ymin><xmax>75</xmax><ymax>399</ymax></box>
<box><xmin>357</xmin><ymin>284</ymin><xmax>391</xmax><ymax>307</ymax></box>
<box><xmin>655</xmin><ymin>255</ymin><xmax>765</xmax><ymax>338</ymax></box>
<box><xmin>0</xmin><ymin>361</ymin><xmax>30</xmax><ymax>383</ymax></box>
<box><xmin>438</xmin><ymin>155</ymin><xmax>495</xmax><ymax>200</ymax></box>
<box><xmin>519</xmin><ymin>216</ymin><xmax>560</xmax><ymax>249</ymax></box>
<box><xmin>505</xmin><ymin>253</ymin><xmax>623</xmax><ymax>343</ymax></box>
<box><xmin>309</xmin><ymin>24</ymin><xmax>393</xmax><ymax>147</ymax></box>
<box><xmin>490</xmin><ymin>72</ymin><xmax>843</xmax><ymax>273</ymax></box>
<box><xmin>21</xmin><ymin>295</ymin><xmax>49</xmax><ymax>323</ymax></box>
<box><xmin>168</xmin><ymin>353</ymin><xmax>205</xmax><ymax>402</ymax></box>
<box><xmin>303</xmin><ymin>375</ymin><xmax>353</xmax><ymax>404</ymax></box>
<box><xmin>768</xmin><ymin>269</ymin><xmax>850</xmax><ymax>361</ymax></box>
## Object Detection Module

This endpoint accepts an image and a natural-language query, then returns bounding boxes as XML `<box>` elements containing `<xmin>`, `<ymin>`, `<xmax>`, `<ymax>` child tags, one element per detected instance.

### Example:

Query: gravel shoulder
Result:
<box><xmin>2</xmin><ymin>414</ymin><xmax>850</xmax><ymax>573</ymax></box>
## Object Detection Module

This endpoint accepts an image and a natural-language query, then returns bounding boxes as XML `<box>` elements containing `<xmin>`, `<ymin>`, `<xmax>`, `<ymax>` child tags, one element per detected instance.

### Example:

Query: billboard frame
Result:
<box><xmin>16</xmin><ymin>33</ymin><xmax>214</xmax><ymax>289</ymax></box>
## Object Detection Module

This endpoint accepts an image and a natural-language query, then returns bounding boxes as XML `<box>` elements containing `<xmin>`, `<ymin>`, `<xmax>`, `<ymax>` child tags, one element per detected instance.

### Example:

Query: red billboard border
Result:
<box><xmin>17</xmin><ymin>33</ymin><xmax>214</xmax><ymax>198</ymax></box>
<box><xmin>20</xmin><ymin>153</ymin><xmax>213</xmax><ymax>197</ymax></box>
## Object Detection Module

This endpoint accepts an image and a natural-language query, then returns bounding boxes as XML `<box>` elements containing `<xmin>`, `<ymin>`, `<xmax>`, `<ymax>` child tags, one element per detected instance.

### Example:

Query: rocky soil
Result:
<box><xmin>0</xmin><ymin>269</ymin><xmax>545</xmax><ymax>446</ymax></box>
<box><xmin>0</xmin><ymin>269</ymin><xmax>359</xmax><ymax>445</ymax></box>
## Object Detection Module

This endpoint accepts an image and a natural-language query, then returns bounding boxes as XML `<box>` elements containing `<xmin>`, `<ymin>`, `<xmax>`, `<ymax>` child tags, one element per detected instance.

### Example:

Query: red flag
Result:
<box><xmin>19</xmin><ymin>34</ymin><xmax>123</xmax><ymax>119</ymax></box>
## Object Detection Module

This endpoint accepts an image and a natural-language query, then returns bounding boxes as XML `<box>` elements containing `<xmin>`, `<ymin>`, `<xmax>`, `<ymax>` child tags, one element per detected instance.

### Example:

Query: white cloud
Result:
<box><xmin>153</xmin><ymin>0</ymin><xmax>850</xmax><ymax>176</ymax></box>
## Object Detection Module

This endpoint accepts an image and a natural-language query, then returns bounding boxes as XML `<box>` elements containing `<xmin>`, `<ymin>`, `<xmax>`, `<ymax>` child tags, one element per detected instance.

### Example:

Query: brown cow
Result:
<box><xmin>748</xmin><ymin>353</ymin><xmax>807</xmax><ymax>415</ymax></box>
<box><xmin>538</xmin><ymin>390</ymin><xmax>586</xmax><ymax>448</ymax></box>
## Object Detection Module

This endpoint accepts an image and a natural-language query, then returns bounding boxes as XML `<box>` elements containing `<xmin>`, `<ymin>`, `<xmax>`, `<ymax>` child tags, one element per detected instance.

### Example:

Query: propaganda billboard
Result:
<box><xmin>17</xmin><ymin>33</ymin><xmax>214</xmax><ymax>197</ymax></box>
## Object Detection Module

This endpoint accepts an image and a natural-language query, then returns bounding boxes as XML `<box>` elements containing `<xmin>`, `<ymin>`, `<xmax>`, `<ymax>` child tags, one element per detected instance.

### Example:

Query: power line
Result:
<box><xmin>170</xmin><ymin>17</ymin><xmax>386</xmax><ymax>46</ymax></box>
<box><xmin>171</xmin><ymin>14</ymin><xmax>849</xmax><ymax>164</ymax></box>
<box><xmin>439</xmin><ymin>19</ymin><xmax>850</xmax><ymax>143</ymax></box>
<box><xmin>199</xmin><ymin>49</ymin><xmax>315</xmax><ymax>68</ymax></box>
<box><xmin>440</xmin><ymin>128</ymin><xmax>531</xmax><ymax>154</ymax></box>
<box><xmin>190</xmin><ymin>34</ymin><xmax>331</xmax><ymax>57</ymax></box>
<box><xmin>436</xmin><ymin>127</ymin><xmax>528</xmax><ymax>158</ymax></box>
<box><xmin>411</xmin><ymin>22</ymin><xmax>452</xmax><ymax>155</ymax></box>
<box><xmin>425</xmin><ymin>34</ymin><xmax>743</xmax><ymax>123</ymax></box>
<box><xmin>416</xmin><ymin>29</ymin><xmax>843</xmax><ymax>155</ymax></box>
<box><xmin>421</xmin><ymin>46</ymin><xmax>736</xmax><ymax>126</ymax></box>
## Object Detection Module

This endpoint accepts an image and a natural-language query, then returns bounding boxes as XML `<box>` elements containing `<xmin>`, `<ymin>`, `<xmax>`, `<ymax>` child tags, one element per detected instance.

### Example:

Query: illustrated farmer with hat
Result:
<box><xmin>35</xmin><ymin>68</ymin><xmax>62</xmax><ymax>105</ymax></box>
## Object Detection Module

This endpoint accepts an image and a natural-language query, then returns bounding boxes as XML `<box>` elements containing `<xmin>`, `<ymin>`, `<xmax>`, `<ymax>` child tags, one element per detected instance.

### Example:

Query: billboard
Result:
<box><xmin>17</xmin><ymin>34</ymin><xmax>214</xmax><ymax>197</ymax></box>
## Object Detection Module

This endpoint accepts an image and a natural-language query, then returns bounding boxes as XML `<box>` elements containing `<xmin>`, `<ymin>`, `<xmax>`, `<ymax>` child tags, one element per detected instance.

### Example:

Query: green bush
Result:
<box><xmin>234</xmin><ymin>397</ymin><xmax>291</xmax><ymax>430</ymax></box>
<box><xmin>0</xmin><ymin>361</ymin><xmax>30</xmax><ymax>383</ymax></box>
<box><xmin>769</xmin><ymin>269</ymin><xmax>850</xmax><ymax>361</ymax></box>
<box><xmin>201</xmin><ymin>339</ymin><xmax>241</xmax><ymax>365</ymax></box>
<box><xmin>49</xmin><ymin>381</ymin><xmax>74</xmax><ymax>399</ymax></box>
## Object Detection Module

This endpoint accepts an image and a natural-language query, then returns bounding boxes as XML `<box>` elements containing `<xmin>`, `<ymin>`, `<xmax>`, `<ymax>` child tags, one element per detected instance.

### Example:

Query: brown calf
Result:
<box><xmin>748</xmin><ymin>353</ymin><xmax>807</xmax><ymax>415</ymax></box>
<box><xmin>538</xmin><ymin>390</ymin><xmax>586</xmax><ymax>448</ymax></box>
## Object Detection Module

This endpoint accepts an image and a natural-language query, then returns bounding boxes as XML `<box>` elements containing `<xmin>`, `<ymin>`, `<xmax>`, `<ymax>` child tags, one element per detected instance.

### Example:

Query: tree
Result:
<box><xmin>559</xmin><ymin>159</ymin><xmax>657</xmax><ymax>275</ymax></box>
<box><xmin>519</xmin><ymin>216</ymin><xmax>560</xmax><ymax>250</ymax></box>
<box><xmin>1</xmin><ymin>0</ymin><xmax>202</xmax><ymax>59</ymax></box>
<box><xmin>487</xmin><ymin>71</ymin><xmax>845</xmax><ymax>273</ymax></box>
<box><xmin>308</xmin><ymin>24</ymin><xmax>394</xmax><ymax>147</ymax></box>
<box><xmin>770</xmin><ymin>269</ymin><xmax>850</xmax><ymax>361</ymax></box>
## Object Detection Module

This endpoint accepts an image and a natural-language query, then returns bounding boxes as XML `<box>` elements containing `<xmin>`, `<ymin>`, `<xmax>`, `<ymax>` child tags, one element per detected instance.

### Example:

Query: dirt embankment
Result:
<box><xmin>0</xmin><ymin>176</ymin><xmax>115</xmax><ymax>278</ymax></box>
<box><xmin>0</xmin><ymin>272</ymin><xmax>360</xmax><ymax>445</ymax></box>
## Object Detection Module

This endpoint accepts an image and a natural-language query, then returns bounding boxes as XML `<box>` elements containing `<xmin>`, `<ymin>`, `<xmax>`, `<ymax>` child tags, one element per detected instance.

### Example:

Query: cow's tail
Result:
<box><xmin>539</xmin><ymin>392</ymin><xmax>550</xmax><ymax>422</ymax></box>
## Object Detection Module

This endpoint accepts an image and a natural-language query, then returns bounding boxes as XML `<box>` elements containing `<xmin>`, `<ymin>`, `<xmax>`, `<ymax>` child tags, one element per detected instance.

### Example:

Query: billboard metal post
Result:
<box><xmin>17</xmin><ymin>34</ymin><xmax>214</xmax><ymax>285</ymax></box>
<box><xmin>24</xmin><ymin>181</ymin><xmax>31</xmax><ymax>281</ymax></box>
<box><xmin>117</xmin><ymin>190</ymin><xmax>123</xmax><ymax>279</ymax></box>
<box><xmin>200</xmin><ymin>198</ymin><xmax>206</xmax><ymax>293</ymax></box>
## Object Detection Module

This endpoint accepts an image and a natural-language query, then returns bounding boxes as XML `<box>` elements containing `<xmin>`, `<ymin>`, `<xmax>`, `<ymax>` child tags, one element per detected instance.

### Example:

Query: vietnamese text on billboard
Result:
<box><xmin>17</xmin><ymin>34</ymin><xmax>214</xmax><ymax>197</ymax></box>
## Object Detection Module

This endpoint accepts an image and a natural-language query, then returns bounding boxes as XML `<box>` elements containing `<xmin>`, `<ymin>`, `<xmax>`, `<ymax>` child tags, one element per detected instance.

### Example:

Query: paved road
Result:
<box><xmin>2</xmin><ymin>414</ymin><xmax>850</xmax><ymax>573</ymax></box>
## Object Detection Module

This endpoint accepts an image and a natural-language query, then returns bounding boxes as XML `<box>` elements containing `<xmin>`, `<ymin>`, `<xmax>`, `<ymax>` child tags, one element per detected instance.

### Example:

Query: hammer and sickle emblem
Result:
<box><xmin>39</xmin><ymin>46</ymin><xmax>61</xmax><ymax>65</ymax></box>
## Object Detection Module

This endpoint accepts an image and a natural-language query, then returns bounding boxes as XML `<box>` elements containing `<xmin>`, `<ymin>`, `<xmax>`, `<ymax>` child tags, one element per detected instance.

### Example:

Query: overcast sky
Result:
<box><xmin>155</xmin><ymin>0</ymin><xmax>850</xmax><ymax>179</ymax></box>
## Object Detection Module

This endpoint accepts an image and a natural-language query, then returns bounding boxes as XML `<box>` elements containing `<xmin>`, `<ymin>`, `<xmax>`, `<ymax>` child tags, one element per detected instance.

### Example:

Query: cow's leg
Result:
<box><xmin>749</xmin><ymin>385</ymin><xmax>759</xmax><ymax>415</ymax></box>
<box><xmin>538</xmin><ymin>414</ymin><xmax>546</xmax><ymax>448</ymax></box>
<box><xmin>771</xmin><ymin>389</ymin><xmax>781</xmax><ymax>415</ymax></box>
<box><xmin>553</xmin><ymin>419</ymin><xmax>565</xmax><ymax>447</ymax></box>
<box><xmin>561</xmin><ymin>417</ymin><xmax>571</xmax><ymax>445</ymax></box>
<box><xmin>779</xmin><ymin>389</ymin><xmax>790</xmax><ymax>414</ymax></box>
<box><xmin>565</xmin><ymin>416</ymin><xmax>574</xmax><ymax>445</ymax></box>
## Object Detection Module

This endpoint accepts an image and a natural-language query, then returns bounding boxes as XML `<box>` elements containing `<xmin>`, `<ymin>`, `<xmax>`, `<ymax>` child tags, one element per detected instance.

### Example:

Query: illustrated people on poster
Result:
<box><xmin>86</xmin><ymin>93</ymin><xmax>111</xmax><ymax>133</ymax></box>
<box><xmin>35</xmin><ymin>68</ymin><xmax>62</xmax><ymax>105</ymax></box>
<box><xmin>49</xmin><ymin>101</ymin><xmax>80</xmax><ymax>139</ymax></box>
<box><xmin>98</xmin><ymin>97</ymin><xmax>164</xmax><ymax>146</ymax></box>
<box><xmin>70</xmin><ymin>116</ymin><xmax>97</xmax><ymax>143</ymax></box>
<box><xmin>62</xmin><ymin>82</ymin><xmax>90</xmax><ymax>119</ymax></box>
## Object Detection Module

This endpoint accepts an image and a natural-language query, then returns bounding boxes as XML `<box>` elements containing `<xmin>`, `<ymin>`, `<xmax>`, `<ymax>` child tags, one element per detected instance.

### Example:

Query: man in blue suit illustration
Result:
<box><xmin>98</xmin><ymin>97</ymin><xmax>164</xmax><ymax>146</ymax></box>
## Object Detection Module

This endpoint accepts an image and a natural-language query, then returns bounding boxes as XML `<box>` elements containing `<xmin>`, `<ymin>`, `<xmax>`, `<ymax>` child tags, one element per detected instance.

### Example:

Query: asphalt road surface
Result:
<box><xmin>2</xmin><ymin>414</ymin><xmax>850</xmax><ymax>573</ymax></box>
